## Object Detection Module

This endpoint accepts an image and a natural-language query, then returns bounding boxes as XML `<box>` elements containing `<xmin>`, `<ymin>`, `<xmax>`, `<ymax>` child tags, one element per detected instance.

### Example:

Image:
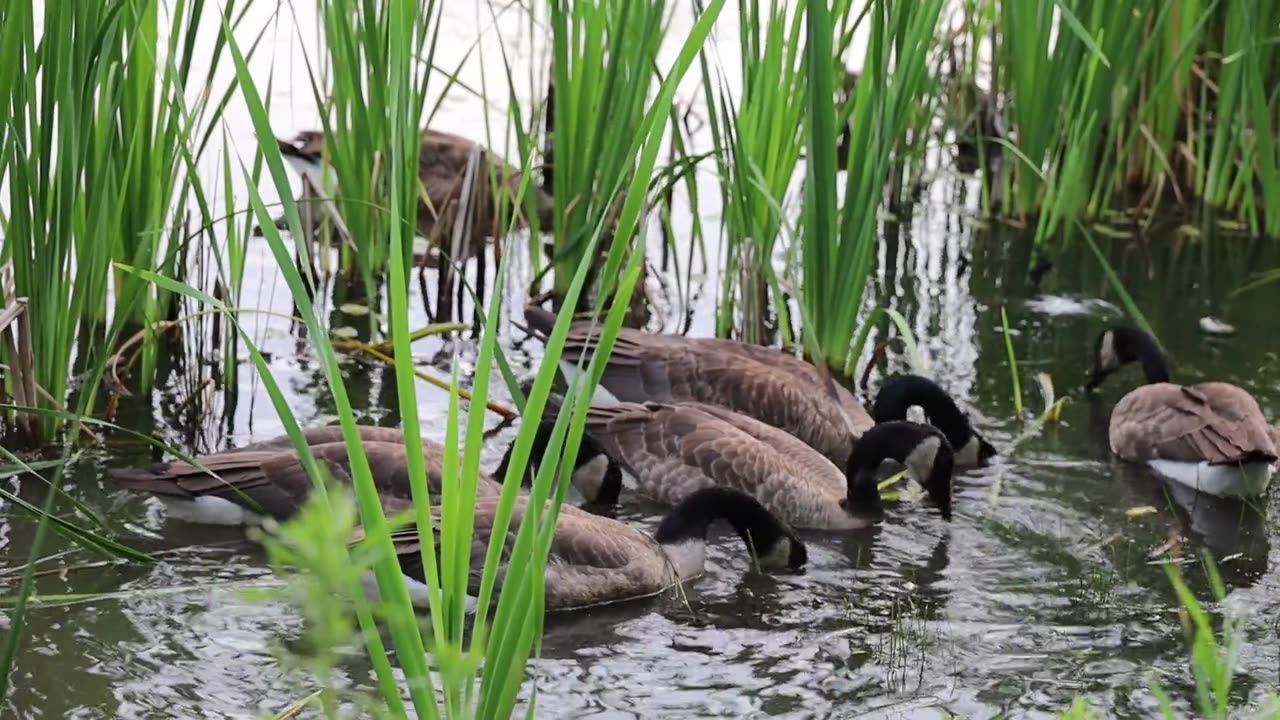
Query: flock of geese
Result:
<box><xmin>109</xmin><ymin>308</ymin><xmax>1278</xmax><ymax>612</ymax></box>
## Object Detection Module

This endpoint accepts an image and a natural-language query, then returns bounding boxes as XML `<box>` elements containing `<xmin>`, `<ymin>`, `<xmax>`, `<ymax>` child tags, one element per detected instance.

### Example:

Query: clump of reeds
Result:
<box><xmin>542</xmin><ymin>0</ymin><xmax>672</xmax><ymax>308</ymax></box>
<box><xmin>0</xmin><ymin>0</ymin><xmax>244</xmax><ymax>444</ymax></box>
<box><xmin>979</xmin><ymin>0</ymin><xmax>1280</xmax><ymax>238</ymax></box>
<box><xmin>800</xmin><ymin>0</ymin><xmax>946</xmax><ymax>376</ymax></box>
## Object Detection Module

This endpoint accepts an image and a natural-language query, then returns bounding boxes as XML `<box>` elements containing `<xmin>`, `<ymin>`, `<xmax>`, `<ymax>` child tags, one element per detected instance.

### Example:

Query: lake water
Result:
<box><xmin>3</xmin><ymin>2</ymin><xmax>1280</xmax><ymax>718</ymax></box>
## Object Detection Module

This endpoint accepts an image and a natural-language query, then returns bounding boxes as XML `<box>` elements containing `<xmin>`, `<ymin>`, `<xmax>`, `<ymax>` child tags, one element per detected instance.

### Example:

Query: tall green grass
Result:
<box><xmin>305</xmin><ymin>0</ymin><xmax>438</xmax><ymax>291</ymax></box>
<box><xmin>544</xmin><ymin>0</ymin><xmax>670</xmax><ymax>308</ymax></box>
<box><xmin>0</xmin><ymin>0</ymin><xmax>246</xmax><ymax>444</ymax></box>
<box><xmin>981</xmin><ymin>0</ymin><xmax>1280</xmax><ymax>238</ymax></box>
<box><xmin>800</xmin><ymin>0</ymin><xmax>945</xmax><ymax>376</ymax></box>
<box><xmin>163</xmin><ymin>1</ymin><xmax>727</xmax><ymax>715</ymax></box>
<box><xmin>699</xmin><ymin>0</ymin><xmax>808</xmax><ymax>343</ymax></box>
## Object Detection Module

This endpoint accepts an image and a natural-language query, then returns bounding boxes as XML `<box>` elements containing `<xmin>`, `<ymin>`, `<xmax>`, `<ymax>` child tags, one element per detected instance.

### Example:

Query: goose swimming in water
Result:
<box><xmin>1085</xmin><ymin>325</ymin><xmax>1277</xmax><ymax>498</ymax></box>
<box><xmin>111</xmin><ymin>427</ymin><xmax>802</xmax><ymax>612</ymax></box>
<box><xmin>109</xmin><ymin>425</ymin><xmax>619</xmax><ymax>526</ymax></box>
<box><xmin>380</xmin><ymin>485</ymin><xmax>808</xmax><ymax>611</ymax></box>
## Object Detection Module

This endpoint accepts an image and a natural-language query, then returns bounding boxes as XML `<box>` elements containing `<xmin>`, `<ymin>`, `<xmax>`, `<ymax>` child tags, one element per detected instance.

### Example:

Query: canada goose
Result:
<box><xmin>531</xmin><ymin>397</ymin><xmax>955</xmax><ymax>529</ymax></box>
<box><xmin>380</xmin><ymin>485</ymin><xmax>807</xmax><ymax>611</ymax></box>
<box><xmin>275</xmin><ymin>128</ymin><xmax>555</xmax><ymax>258</ymax></box>
<box><xmin>872</xmin><ymin>374</ymin><xmax>996</xmax><ymax>468</ymax></box>
<box><xmin>1085</xmin><ymin>325</ymin><xmax>1277</xmax><ymax>498</ymax></box>
<box><xmin>109</xmin><ymin>425</ymin><xmax>620</xmax><ymax>526</ymax></box>
<box><xmin>522</xmin><ymin>305</ymin><xmax>874</xmax><ymax>466</ymax></box>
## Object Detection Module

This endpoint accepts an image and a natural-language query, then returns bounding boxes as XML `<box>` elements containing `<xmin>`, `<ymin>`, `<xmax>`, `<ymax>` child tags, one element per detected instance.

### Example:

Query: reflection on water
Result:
<box><xmin>6</xmin><ymin>9</ymin><xmax>1280</xmax><ymax>720</ymax></box>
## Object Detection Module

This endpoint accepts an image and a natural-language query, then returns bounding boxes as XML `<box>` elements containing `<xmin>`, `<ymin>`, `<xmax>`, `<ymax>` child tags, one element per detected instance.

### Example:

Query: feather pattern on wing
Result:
<box><xmin>110</xmin><ymin>436</ymin><xmax>501</xmax><ymax>521</ymax></box>
<box><xmin>578</xmin><ymin>402</ymin><xmax>856</xmax><ymax>529</ymax></box>
<box><xmin>1110</xmin><ymin>382</ymin><xmax>1278</xmax><ymax>465</ymax></box>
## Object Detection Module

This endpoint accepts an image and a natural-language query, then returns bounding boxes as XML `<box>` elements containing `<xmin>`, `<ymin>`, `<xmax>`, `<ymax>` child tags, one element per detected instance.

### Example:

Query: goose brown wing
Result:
<box><xmin>111</xmin><ymin>441</ymin><xmax>498</xmax><ymax>518</ymax></box>
<box><xmin>555</xmin><ymin>325</ymin><xmax>679</xmax><ymax>401</ymax></box>
<box><xmin>383</xmin><ymin>500</ymin><xmax>656</xmax><ymax>605</ymax></box>
<box><xmin>688</xmin><ymin>339</ymin><xmax>873</xmax><ymax>437</ymax></box>
<box><xmin>234</xmin><ymin>426</ymin><xmax>411</xmax><ymax>452</ymax></box>
<box><xmin>1111</xmin><ymin>382</ymin><xmax>1279</xmax><ymax>464</ymax></box>
<box><xmin>691</xmin><ymin>362</ymin><xmax>855</xmax><ymax>464</ymax></box>
<box><xmin>582</xmin><ymin>402</ymin><xmax>842</xmax><ymax>513</ymax></box>
<box><xmin>685</xmin><ymin>402</ymin><xmax>847</xmax><ymax>484</ymax></box>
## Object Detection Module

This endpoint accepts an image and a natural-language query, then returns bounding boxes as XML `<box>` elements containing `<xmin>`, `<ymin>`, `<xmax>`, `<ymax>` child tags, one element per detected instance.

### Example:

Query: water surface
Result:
<box><xmin>4</xmin><ymin>5</ymin><xmax>1280</xmax><ymax>719</ymax></box>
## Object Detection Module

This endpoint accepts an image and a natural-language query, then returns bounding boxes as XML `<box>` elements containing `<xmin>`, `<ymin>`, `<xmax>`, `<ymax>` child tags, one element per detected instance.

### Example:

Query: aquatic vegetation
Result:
<box><xmin>4</xmin><ymin>0</ymin><xmax>1280</xmax><ymax>716</ymax></box>
<box><xmin>543</xmin><ymin>0</ymin><xmax>671</xmax><ymax>308</ymax></box>
<box><xmin>980</xmin><ymin>0</ymin><xmax>1280</xmax><ymax>237</ymax></box>
<box><xmin>698</xmin><ymin>0</ymin><xmax>811</xmax><ymax>343</ymax></box>
<box><xmin>0</xmin><ymin>0</ymin><xmax>247</xmax><ymax>443</ymax></box>
<box><xmin>800</xmin><ymin>0</ymin><xmax>945</xmax><ymax>377</ymax></box>
<box><xmin>301</xmin><ymin>0</ymin><xmax>439</xmax><ymax>289</ymax></box>
<box><xmin>155</xmin><ymin>1</ymin><xmax>726</xmax><ymax>717</ymax></box>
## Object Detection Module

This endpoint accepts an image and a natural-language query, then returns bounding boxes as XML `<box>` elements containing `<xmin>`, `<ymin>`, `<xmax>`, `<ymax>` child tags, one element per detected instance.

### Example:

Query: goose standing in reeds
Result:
<box><xmin>274</xmin><ymin>128</ymin><xmax>556</xmax><ymax>262</ymax></box>
<box><xmin>1085</xmin><ymin>325</ymin><xmax>1277</xmax><ymax>498</ymax></box>
<box><xmin>381</xmin><ymin>485</ymin><xmax>807</xmax><ymax>611</ymax></box>
<box><xmin>872</xmin><ymin>374</ymin><xmax>997</xmax><ymax>468</ymax></box>
<box><xmin>109</xmin><ymin>425</ymin><xmax>619</xmax><ymax>526</ymax></box>
<box><xmin>522</xmin><ymin>305</ymin><xmax>874</xmax><ymax>467</ymax></box>
<box><xmin>531</xmin><ymin>396</ymin><xmax>955</xmax><ymax>529</ymax></box>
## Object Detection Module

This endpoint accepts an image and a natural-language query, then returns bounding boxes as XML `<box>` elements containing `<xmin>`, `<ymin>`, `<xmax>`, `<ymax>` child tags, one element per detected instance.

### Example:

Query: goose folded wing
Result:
<box><xmin>694</xmin><ymin>362</ymin><xmax>854</xmax><ymax>460</ymax></box>
<box><xmin>580</xmin><ymin>403</ymin><xmax>723</xmax><ymax>502</ymax></box>
<box><xmin>1113</xmin><ymin>383</ymin><xmax>1279</xmax><ymax>464</ymax></box>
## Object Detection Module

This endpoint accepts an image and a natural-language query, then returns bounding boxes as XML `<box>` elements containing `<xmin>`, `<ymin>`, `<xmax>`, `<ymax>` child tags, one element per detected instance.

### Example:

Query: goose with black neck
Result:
<box><xmin>872</xmin><ymin>374</ymin><xmax>997</xmax><ymax>468</ymax></box>
<box><xmin>1085</xmin><ymin>325</ymin><xmax>1277</xmax><ymax>499</ymax></box>
<box><xmin>384</xmin><ymin>485</ymin><xmax>808</xmax><ymax>611</ymax></box>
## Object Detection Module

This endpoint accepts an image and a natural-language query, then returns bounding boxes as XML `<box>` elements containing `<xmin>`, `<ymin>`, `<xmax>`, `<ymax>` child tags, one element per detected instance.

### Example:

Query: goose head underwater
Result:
<box><xmin>871</xmin><ymin>374</ymin><xmax>996</xmax><ymax>468</ymax></box>
<box><xmin>518</xmin><ymin>396</ymin><xmax>958</xmax><ymax>530</ymax></box>
<box><xmin>383</xmin><ymin>484</ymin><xmax>808</xmax><ymax>612</ymax></box>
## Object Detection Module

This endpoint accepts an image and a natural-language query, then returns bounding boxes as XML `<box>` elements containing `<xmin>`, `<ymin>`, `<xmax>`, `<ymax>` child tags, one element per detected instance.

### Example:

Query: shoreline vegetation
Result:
<box><xmin>2</xmin><ymin>0</ymin><xmax>1279</xmax><ymax>717</ymax></box>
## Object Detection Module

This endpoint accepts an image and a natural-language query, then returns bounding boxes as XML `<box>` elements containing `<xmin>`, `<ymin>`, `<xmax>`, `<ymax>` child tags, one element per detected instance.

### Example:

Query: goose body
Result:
<box><xmin>382</xmin><ymin>486</ymin><xmax>806</xmax><ymax>611</ymax></box>
<box><xmin>543</xmin><ymin>398</ymin><xmax>956</xmax><ymax>529</ymax></box>
<box><xmin>523</xmin><ymin>305</ymin><xmax>873</xmax><ymax>466</ymax></box>
<box><xmin>110</xmin><ymin>425</ymin><xmax>618</xmax><ymax>526</ymax></box>
<box><xmin>276</xmin><ymin>128</ymin><xmax>555</xmax><ymax>255</ymax></box>
<box><xmin>1087</xmin><ymin>326</ymin><xmax>1277</xmax><ymax>498</ymax></box>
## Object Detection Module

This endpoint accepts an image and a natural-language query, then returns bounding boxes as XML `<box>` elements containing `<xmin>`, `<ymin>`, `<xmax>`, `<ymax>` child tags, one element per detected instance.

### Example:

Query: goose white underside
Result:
<box><xmin>1146</xmin><ymin>459</ymin><xmax>1273</xmax><ymax>499</ymax></box>
<box><xmin>360</xmin><ymin>573</ymin><xmax>479</xmax><ymax>614</ymax></box>
<box><xmin>559</xmin><ymin>360</ymin><xmax>620</xmax><ymax>405</ymax></box>
<box><xmin>157</xmin><ymin>496</ymin><xmax>263</xmax><ymax>526</ymax></box>
<box><xmin>283</xmin><ymin>155</ymin><xmax>339</xmax><ymax>190</ymax></box>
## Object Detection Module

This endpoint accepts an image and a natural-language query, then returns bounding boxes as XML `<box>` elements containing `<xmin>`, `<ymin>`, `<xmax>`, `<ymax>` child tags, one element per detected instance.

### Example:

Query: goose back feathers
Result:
<box><xmin>110</xmin><ymin>425</ymin><xmax>622</xmax><ymax>525</ymax></box>
<box><xmin>544</xmin><ymin>398</ymin><xmax>956</xmax><ymax>528</ymax></box>
<box><xmin>110</xmin><ymin>431</ymin><xmax>501</xmax><ymax>526</ymax></box>
<box><xmin>523</xmin><ymin>305</ymin><xmax>872</xmax><ymax>465</ymax></box>
<box><xmin>277</xmin><ymin>128</ymin><xmax>555</xmax><ymax>249</ymax></box>
<box><xmin>384</xmin><ymin>486</ymin><xmax>807</xmax><ymax>611</ymax></box>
